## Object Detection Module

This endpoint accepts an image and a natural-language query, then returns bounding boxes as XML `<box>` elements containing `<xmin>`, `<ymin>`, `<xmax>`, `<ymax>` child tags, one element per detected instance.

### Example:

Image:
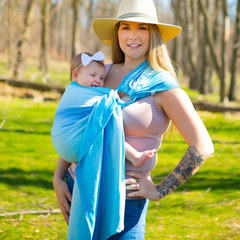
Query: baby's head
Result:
<box><xmin>70</xmin><ymin>52</ymin><xmax>105</xmax><ymax>87</ymax></box>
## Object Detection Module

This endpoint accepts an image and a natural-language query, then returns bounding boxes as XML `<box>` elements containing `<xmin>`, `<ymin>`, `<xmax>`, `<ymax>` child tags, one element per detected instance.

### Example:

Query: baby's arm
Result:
<box><xmin>125</xmin><ymin>142</ymin><xmax>156</xmax><ymax>167</ymax></box>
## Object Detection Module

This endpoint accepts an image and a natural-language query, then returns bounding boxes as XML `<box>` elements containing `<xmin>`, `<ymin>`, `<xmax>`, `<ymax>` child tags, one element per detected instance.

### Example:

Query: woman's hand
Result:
<box><xmin>53</xmin><ymin>157</ymin><xmax>72</xmax><ymax>224</ymax></box>
<box><xmin>125</xmin><ymin>171</ymin><xmax>160</xmax><ymax>201</ymax></box>
<box><xmin>53</xmin><ymin>175</ymin><xmax>72</xmax><ymax>224</ymax></box>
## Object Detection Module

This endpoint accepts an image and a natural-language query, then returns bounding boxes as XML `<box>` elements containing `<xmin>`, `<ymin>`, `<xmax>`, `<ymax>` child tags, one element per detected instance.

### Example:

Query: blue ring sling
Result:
<box><xmin>51</xmin><ymin>60</ymin><xmax>179</xmax><ymax>240</ymax></box>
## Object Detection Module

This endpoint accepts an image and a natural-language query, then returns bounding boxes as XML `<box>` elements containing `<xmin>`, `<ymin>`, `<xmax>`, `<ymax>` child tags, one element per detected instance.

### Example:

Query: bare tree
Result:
<box><xmin>199</xmin><ymin>0</ymin><xmax>229</xmax><ymax>102</ymax></box>
<box><xmin>229</xmin><ymin>0</ymin><xmax>240</xmax><ymax>101</ymax></box>
<box><xmin>171</xmin><ymin>0</ymin><xmax>178</xmax><ymax>71</ymax></box>
<box><xmin>7</xmin><ymin>0</ymin><xmax>14</xmax><ymax>68</ymax></box>
<box><xmin>79</xmin><ymin>0</ymin><xmax>117</xmax><ymax>53</ymax></box>
<box><xmin>57</xmin><ymin>2</ymin><xmax>65</xmax><ymax>58</ymax></box>
<box><xmin>49</xmin><ymin>1</ymin><xmax>58</xmax><ymax>58</ymax></box>
<box><xmin>64</xmin><ymin>0</ymin><xmax>71</xmax><ymax>60</ymax></box>
<box><xmin>220</xmin><ymin>0</ymin><xmax>230</xmax><ymax>103</ymax></box>
<box><xmin>71</xmin><ymin>0</ymin><xmax>78</xmax><ymax>59</ymax></box>
<box><xmin>173</xmin><ymin>0</ymin><xmax>200</xmax><ymax>90</ymax></box>
<box><xmin>199</xmin><ymin>0</ymin><xmax>209</xmax><ymax>95</ymax></box>
<box><xmin>39</xmin><ymin>0</ymin><xmax>48</xmax><ymax>73</ymax></box>
<box><xmin>0</xmin><ymin>0</ymin><xmax>238</xmax><ymax>102</ymax></box>
<box><xmin>213</xmin><ymin>0</ymin><xmax>220</xmax><ymax>42</ymax></box>
<box><xmin>13</xmin><ymin>0</ymin><xmax>35</xmax><ymax>78</ymax></box>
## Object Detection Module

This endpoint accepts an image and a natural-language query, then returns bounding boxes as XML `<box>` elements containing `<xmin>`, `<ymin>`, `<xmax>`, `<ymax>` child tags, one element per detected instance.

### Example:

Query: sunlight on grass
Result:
<box><xmin>0</xmin><ymin>54</ymin><xmax>240</xmax><ymax>239</ymax></box>
<box><xmin>1</xmin><ymin>54</ymin><xmax>240</xmax><ymax>104</ymax></box>
<box><xmin>0</xmin><ymin>97</ymin><xmax>239</xmax><ymax>239</ymax></box>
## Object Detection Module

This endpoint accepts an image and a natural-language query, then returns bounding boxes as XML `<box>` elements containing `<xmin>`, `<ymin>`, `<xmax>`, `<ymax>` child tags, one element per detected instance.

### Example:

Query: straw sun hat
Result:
<box><xmin>92</xmin><ymin>0</ymin><xmax>182</xmax><ymax>46</ymax></box>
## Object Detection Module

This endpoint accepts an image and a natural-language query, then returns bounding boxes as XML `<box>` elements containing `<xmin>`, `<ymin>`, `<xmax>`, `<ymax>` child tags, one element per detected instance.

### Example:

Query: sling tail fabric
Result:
<box><xmin>52</xmin><ymin>83</ymin><xmax>125</xmax><ymax>240</ymax></box>
<box><xmin>51</xmin><ymin>60</ymin><xmax>179</xmax><ymax>240</ymax></box>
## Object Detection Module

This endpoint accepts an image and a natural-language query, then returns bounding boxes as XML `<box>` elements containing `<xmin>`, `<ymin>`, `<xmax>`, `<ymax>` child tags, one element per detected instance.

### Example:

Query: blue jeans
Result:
<box><xmin>65</xmin><ymin>171</ymin><xmax>74</xmax><ymax>203</ymax></box>
<box><xmin>108</xmin><ymin>198</ymin><xmax>149</xmax><ymax>240</ymax></box>
<box><xmin>65</xmin><ymin>171</ymin><xmax>149</xmax><ymax>240</ymax></box>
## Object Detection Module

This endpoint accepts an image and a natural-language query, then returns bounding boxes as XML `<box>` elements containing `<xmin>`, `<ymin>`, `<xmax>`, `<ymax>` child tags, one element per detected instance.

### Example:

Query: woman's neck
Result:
<box><xmin>122</xmin><ymin>57</ymin><xmax>147</xmax><ymax>75</ymax></box>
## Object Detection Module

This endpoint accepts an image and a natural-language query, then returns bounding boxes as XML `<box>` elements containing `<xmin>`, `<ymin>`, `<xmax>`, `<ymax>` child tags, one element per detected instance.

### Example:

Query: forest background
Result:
<box><xmin>0</xmin><ymin>0</ymin><xmax>240</xmax><ymax>239</ymax></box>
<box><xmin>0</xmin><ymin>0</ymin><xmax>240</xmax><ymax>103</ymax></box>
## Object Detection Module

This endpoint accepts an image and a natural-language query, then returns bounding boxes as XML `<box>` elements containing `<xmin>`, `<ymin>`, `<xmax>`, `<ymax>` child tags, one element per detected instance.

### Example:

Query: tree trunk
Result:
<box><xmin>7</xmin><ymin>0</ymin><xmax>14</xmax><ymax>68</ymax></box>
<box><xmin>64</xmin><ymin>0</ymin><xmax>70</xmax><ymax>60</ymax></box>
<box><xmin>173</xmin><ymin>0</ymin><xmax>199</xmax><ymax>89</ymax></box>
<box><xmin>229</xmin><ymin>0</ymin><xmax>240</xmax><ymax>101</ymax></box>
<box><xmin>220</xmin><ymin>0</ymin><xmax>230</xmax><ymax>103</ymax></box>
<box><xmin>57</xmin><ymin>3</ymin><xmax>64</xmax><ymax>58</ymax></box>
<box><xmin>39</xmin><ymin>0</ymin><xmax>48</xmax><ymax>74</ymax></box>
<box><xmin>183</xmin><ymin>0</ymin><xmax>199</xmax><ymax>90</ymax></box>
<box><xmin>71</xmin><ymin>0</ymin><xmax>78</xmax><ymax>60</ymax></box>
<box><xmin>13</xmin><ymin>0</ymin><xmax>35</xmax><ymax>78</ymax></box>
<box><xmin>199</xmin><ymin>0</ymin><xmax>209</xmax><ymax>95</ymax></box>
<box><xmin>193</xmin><ymin>100</ymin><xmax>240</xmax><ymax>112</ymax></box>
<box><xmin>0</xmin><ymin>78</ymin><xmax>65</xmax><ymax>94</ymax></box>
<box><xmin>171</xmin><ymin>0</ymin><xmax>178</xmax><ymax>74</ymax></box>
<box><xmin>199</xmin><ymin>23</ymin><xmax>207</xmax><ymax>94</ymax></box>
<box><xmin>49</xmin><ymin>1</ymin><xmax>58</xmax><ymax>57</ymax></box>
<box><xmin>213</xmin><ymin>0</ymin><xmax>220</xmax><ymax>42</ymax></box>
<box><xmin>198</xmin><ymin>0</ymin><xmax>223</xmax><ymax>100</ymax></box>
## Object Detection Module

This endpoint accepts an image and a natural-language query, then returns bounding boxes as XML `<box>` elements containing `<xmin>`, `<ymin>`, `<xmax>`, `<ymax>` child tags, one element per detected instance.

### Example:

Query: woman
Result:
<box><xmin>53</xmin><ymin>0</ymin><xmax>214</xmax><ymax>239</ymax></box>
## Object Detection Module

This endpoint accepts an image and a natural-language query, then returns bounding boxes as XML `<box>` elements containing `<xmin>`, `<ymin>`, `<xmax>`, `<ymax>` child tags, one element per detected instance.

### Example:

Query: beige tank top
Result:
<box><xmin>68</xmin><ymin>64</ymin><xmax>171</xmax><ymax>178</ymax></box>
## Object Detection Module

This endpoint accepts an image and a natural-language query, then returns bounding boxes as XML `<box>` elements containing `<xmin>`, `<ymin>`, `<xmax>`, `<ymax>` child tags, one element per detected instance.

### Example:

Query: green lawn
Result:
<box><xmin>0</xmin><ymin>55</ymin><xmax>240</xmax><ymax>239</ymax></box>
<box><xmin>0</xmin><ymin>97</ymin><xmax>239</xmax><ymax>239</ymax></box>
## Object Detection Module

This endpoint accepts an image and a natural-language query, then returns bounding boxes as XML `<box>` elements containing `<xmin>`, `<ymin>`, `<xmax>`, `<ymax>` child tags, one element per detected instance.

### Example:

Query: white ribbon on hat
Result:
<box><xmin>81</xmin><ymin>51</ymin><xmax>106</xmax><ymax>66</ymax></box>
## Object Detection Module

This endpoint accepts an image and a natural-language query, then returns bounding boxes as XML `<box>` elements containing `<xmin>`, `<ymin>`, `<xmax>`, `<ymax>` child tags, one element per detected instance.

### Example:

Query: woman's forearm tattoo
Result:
<box><xmin>155</xmin><ymin>146</ymin><xmax>204</xmax><ymax>199</ymax></box>
<box><xmin>173</xmin><ymin>146</ymin><xmax>204</xmax><ymax>180</ymax></box>
<box><xmin>155</xmin><ymin>173</ymin><xmax>181</xmax><ymax>199</ymax></box>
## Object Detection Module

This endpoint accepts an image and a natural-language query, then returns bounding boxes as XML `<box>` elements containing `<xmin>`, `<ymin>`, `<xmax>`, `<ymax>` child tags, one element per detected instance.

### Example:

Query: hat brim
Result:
<box><xmin>92</xmin><ymin>18</ymin><xmax>182</xmax><ymax>46</ymax></box>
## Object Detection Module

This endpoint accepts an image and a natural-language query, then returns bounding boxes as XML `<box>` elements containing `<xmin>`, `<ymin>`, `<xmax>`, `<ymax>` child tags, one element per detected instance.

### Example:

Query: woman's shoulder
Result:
<box><xmin>104</xmin><ymin>63</ymin><xmax>114</xmax><ymax>77</ymax></box>
<box><xmin>153</xmin><ymin>88</ymin><xmax>191</xmax><ymax>112</ymax></box>
<box><xmin>104</xmin><ymin>63</ymin><xmax>122</xmax><ymax>77</ymax></box>
<box><xmin>104</xmin><ymin>63</ymin><xmax>125</xmax><ymax>89</ymax></box>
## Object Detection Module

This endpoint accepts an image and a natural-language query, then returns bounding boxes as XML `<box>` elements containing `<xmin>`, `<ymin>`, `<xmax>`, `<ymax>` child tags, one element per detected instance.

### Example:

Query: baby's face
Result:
<box><xmin>75</xmin><ymin>61</ymin><xmax>105</xmax><ymax>87</ymax></box>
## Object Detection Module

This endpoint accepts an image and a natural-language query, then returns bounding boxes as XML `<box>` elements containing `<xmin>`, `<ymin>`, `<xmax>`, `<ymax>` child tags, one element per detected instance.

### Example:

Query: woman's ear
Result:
<box><xmin>72</xmin><ymin>70</ymin><xmax>78</xmax><ymax>82</ymax></box>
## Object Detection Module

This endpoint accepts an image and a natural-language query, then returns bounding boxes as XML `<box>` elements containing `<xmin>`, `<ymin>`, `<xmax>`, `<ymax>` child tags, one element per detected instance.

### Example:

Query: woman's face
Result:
<box><xmin>118</xmin><ymin>21</ymin><xmax>150</xmax><ymax>63</ymax></box>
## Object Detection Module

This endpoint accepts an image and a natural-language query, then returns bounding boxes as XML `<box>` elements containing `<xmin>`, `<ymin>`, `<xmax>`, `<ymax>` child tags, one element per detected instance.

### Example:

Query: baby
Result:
<box><xmin>52</xmin><ymin>51</ymin><xmax>156</xmax><ymax>167</ymax></box>
<box><xmin>71</xmin><ymin>51</ymin><xmax>156</xmax><ymax>166</ymax></box>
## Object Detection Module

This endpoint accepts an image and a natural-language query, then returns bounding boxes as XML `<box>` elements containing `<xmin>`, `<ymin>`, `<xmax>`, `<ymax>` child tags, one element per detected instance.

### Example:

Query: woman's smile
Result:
<box><xmin>118</xmin><ymin>21</ymin><xmax>150</xmax><ymax>63</ymax></box>
<box><xmin>128</xmin><ymin>44</ymin><xmax>142</xmax><ymax>48</ymax></box>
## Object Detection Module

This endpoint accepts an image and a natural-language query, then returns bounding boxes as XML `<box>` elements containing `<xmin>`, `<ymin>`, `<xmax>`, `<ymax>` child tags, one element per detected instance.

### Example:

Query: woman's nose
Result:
<box><xmin>129</xmin><ymin>30</ymin><xmax>138</xmax><ymax>40</ymax></box>
<box><xmin>129</xmin><ymin>36</ymin><xmax>138</xmax><ymax>40</ymax></box>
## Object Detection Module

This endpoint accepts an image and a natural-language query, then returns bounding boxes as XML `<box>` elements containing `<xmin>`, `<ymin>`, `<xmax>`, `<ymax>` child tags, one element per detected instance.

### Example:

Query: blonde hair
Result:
<box><xmin>111</xmin><ymin>23</ymin><xmax>124</xmax><ymax>64</ymax></box>
<box><xmin>111</xmin><ymin>22</ymin><xmax>177</xmax><ymax>79</ymax></box>
<box><xmin>70</xmin><ymin>52</ymin><xmax>105</xmax><ymax>81</ymax></box>
<box><xmin>147</xmin><ymin>24</ymin><xmax>177</xmax><ymax>79</ymax></box>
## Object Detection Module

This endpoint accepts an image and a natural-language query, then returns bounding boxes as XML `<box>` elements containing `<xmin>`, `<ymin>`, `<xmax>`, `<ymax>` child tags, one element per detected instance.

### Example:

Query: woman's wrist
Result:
<box><xmin>155</xmin><ymin>173</ymin><xmax>181</xmax><ymax>200</ymax></box>
<box><xmin>155</xmin><ymin>145</ymin><xmax>207</xmax><ymax>200</ymax></box>
<box><xmin>53</xmin><ymin>157</ymin><xmax>71</xmax><ymax>184</ymax></box>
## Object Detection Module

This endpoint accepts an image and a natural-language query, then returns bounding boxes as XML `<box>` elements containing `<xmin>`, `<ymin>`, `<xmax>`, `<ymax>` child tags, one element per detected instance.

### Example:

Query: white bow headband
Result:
<box><xmin>76</xmin><ymin>51</ymin><xmax>106</xmax><ymax>71</ymax></box>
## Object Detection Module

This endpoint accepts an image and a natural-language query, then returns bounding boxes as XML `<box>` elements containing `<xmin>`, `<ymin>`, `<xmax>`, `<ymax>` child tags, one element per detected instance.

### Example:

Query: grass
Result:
<box><xmin>0</xmin><ymin>97</ymin><xmax>64</xmax><ymax>239</ymax></box>
<box><xmin>1</xmin><ymin>55</ymin><xmax>71</xmax><ymax>87</ymax></box>
<box><xmin>149</xmin><ymin>111</ymin><xmax>240</xmax><ymax>239</ymax></box>
<box><xmin>1</xmin><ymin>53</ymin><xmax>240</xmax><ymax>104</ymax></box>
<box><xmin>0</xmin><ymin>97</ymin><xmax>239</xmax><ymax>239</ymax></box>
<box><xmin>0</xmin><ymin>56</ymin><xmax>240</xmax><ymax>239</ymax></box>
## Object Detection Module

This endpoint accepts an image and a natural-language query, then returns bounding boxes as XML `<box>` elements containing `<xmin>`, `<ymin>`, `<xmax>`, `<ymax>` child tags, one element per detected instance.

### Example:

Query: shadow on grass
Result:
<box><xmin>0</xmin><ymin>168</ymin><xmax>54</xmax><ymax>189</ymax></box>
<box><xmin>152</xmin><ymin>170</ymin><xmax>240</xmax><ymax>191</ymax></box>
<box><xmin>2</xmin><ymin>167</ymin><xmax>240</xmax><ymax>192</ymax></box>
<box><xmin>0</xmin><ymin>129</ymin><xmax>50</xmax><ymax>135</ymax></box>
<box><xmin>163</xmin><ymin>140</ymin><xmax>240</xmax><ymax>145</ymax></box>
